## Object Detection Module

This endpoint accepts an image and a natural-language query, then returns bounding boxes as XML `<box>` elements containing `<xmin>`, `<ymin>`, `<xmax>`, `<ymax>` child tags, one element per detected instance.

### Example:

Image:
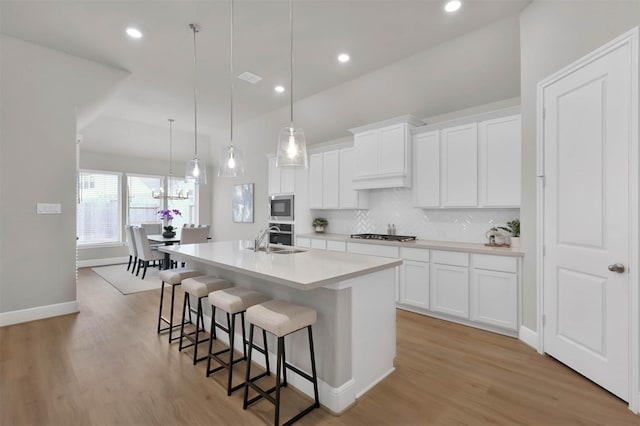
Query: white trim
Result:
<box><xmin>77</xmin><ymin>242</ymin><xmax>126</xmax><ymax>250</ymax></box>
<box><xmin>412</xmin><ymin>106</ymin><xmax>521</xmax><ymax>135</ymax></box>
<box><xmin>0</xmin><ymin>301</ymin><xmax>79</xmax><ymax>327</ymax></box>
<box><xmin>536</xmin><ymin>27</ymin><xmax>639</xmax><ymax>412</ymax></box>
<box><xmin>519</xmin><ymin>325</ymin><xmax>538</xmax><ymax>350</ymax></box>
<box><xmin>77</xmin><ymin>256</ymin><xmax>128</xmax><ymax>268</ymax></box>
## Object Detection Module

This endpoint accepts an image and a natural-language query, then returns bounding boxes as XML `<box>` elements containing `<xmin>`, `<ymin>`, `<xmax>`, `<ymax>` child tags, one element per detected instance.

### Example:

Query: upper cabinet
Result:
<box><xmin>308</xmin><ymin>147</ymin><xmax>368</xmax><ymax>210</ymax></box>
<box><xmin>478</xmin><ymin>115</ymin><xmax>521</xmax><ymax>207</ymax></box>
<box><xmin>268</xmin><ymin>155</ymin><xmax>295</xmax><ymax>195</ymax></box>
<box><xmin>349</xmin><ymin>115</ymin><xmax>423</xmax><ymax>190</ymax></box>
<box><xmin>413</xmin><ymin>110</ymin><xmax>521</xmax><ymax>209</ymax></box>
<box><xmin>441</xmin><ymin>123</ymin><xmax>478</xmax><ymax>207</ymax></box>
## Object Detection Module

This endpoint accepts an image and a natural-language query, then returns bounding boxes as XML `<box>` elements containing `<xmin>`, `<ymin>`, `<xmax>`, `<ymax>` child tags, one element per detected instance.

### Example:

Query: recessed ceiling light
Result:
<box><xmin>275</xmin><ymin>85</ymin><xmax>285</xmax><ymax>93</ymax></box>
<box><xmin>444</xmin><ymin>0</ymin><xmax>462</xmax><ymax>13</ymax></box>
<box><xmin>126</xmin><ymin>27</ymin><xmax>143</xmax><ymax>39</ymax></box>
<box><xmin>337</xmin><ymin>53</ymin><xmax>350</xmax><ymax>63</ymax></box>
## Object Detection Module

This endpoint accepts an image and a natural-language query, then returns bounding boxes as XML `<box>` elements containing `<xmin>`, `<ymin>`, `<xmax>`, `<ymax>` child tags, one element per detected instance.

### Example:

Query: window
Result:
<box><xmin>127</xmin><ymin>174</ymin><xmax>163</xmax><ymax>226</ymax></box>
<box><xmin>167</xmin><ymin>177</ymin><xmax>197</xmax><ymax>228</ymax></box>
<box><xmin>77</xmin><ymin>171</ymin><xmax>121</xmax><ymax>245</ymax></box>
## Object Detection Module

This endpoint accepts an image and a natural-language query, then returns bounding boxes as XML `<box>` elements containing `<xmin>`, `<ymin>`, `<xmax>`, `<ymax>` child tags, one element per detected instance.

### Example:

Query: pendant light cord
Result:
<box><xmin>190</xmin><ymin>23</ymin><xmax>199</xmax><ymax>157</ymax></box>
<box><xmin>289</xmin><ymin>0</ymin><xmax>294</xmax><ymax>128</ymax></box>
<box><xmin>230</xmin><ymin>0</ymin><xmax>234</xmax><ymax>146</ymax></box>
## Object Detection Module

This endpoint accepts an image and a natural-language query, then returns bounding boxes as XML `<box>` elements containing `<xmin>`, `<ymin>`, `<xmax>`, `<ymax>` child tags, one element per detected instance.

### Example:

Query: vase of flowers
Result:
<box><xmin>158</xmin><ymin>209</ymin><xmax>182</xmax><ymax>238</ymax></box>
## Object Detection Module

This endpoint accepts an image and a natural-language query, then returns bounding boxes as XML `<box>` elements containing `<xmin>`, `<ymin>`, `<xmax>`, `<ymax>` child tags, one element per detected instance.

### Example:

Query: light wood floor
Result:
<box><xmin>1</xmin><ymin>268</ymin><xmax>637</xmax><ymax>426</ymax></box>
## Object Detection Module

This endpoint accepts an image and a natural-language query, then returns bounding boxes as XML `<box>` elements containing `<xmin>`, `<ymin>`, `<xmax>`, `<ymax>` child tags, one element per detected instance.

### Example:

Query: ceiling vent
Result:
<box><xmin>237</xmin><ymin>71</ymin><xmax>263</xmax><ymax>84</ymax></box>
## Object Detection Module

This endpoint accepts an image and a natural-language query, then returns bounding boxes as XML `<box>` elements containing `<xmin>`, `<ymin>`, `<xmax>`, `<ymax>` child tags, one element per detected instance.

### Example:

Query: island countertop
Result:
<box><xmin>160</xmin><ymin>240</ymin><xmax>402</xmax><ymax>291</ymax></box>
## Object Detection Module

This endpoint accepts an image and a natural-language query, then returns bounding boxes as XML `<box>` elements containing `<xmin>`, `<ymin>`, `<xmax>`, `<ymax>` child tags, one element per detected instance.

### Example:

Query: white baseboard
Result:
<box><xmin>0</xmin><ymin>300</ymin><xmax>79</xmax><ymax>327</ymax></box>
<box><xmin>78</xmin><ymin>256</ymin><xmax>129</xmax><ymax>268</ymax></box>
<box><xmin>519</xmin><ymin>325</ymin><xmax>538</xmax><ymax>350</ymax></box>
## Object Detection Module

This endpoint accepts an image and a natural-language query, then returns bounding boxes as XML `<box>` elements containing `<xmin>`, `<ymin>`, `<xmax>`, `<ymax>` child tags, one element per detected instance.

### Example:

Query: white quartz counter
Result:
<box><xmin>297</xmin><ymin>233</ymin><xmax>524</xmax><ymax>257</ymax></box>
<box><xmin>160</xmin><ymin>240</ymin><xmax>402</xmax><ymax>290</ymax></box>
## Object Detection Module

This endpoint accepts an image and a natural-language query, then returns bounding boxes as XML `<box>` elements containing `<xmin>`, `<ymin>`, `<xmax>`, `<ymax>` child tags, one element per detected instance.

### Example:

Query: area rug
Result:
<box><xmin>91</xmin><ymin>264</ymin><xmax>161</xmax><ymax>295</ymax></box>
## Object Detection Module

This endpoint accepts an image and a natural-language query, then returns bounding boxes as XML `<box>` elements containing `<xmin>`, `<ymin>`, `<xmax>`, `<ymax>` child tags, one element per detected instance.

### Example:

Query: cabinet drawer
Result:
<box><xmin>347</xmin><ymin>242</ymin><xmax>399</xmax><ymax>258</ymax></box>
<box><xmin>326</xmin><ymin>240</ymin><xmax>346</xmax><ymax>252</ymax></box>
<box><xmin>400</xmin><ymin>247</ymin><xmax>429</xmax><ymax>262</ymax></box>
<box><xmin>296</xmin><ymin>237</ymin><xmax>311</xmax><ymax>248</ymax></box>
<box><xmin>473</xmin><ymin>254</ymin><xmax>517</xmax><ymax>273</ymax></box>
<box><xmin>311</xmin><ymin>239</ymin><xmax>327</xmax><ymax>250</ymax></box>
<box><xmin>431</xmin><ymin>250</ymin><xmax>468</xmax><ymax>267</ymax></box>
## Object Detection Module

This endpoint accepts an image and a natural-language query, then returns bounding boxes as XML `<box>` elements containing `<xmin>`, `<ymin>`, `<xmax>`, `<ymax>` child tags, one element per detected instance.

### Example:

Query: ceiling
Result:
<box><xmin>0</xmin><ymin>0</ymin><xmax>530</xmax><ymax>144</ymax></box>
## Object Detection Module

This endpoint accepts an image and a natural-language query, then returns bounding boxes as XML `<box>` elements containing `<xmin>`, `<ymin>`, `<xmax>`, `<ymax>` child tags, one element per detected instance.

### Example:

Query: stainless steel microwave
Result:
<box><xmin>269</xmin><ymin>195</ymin><xmax>294</xmax><ymax>221</ymax></box>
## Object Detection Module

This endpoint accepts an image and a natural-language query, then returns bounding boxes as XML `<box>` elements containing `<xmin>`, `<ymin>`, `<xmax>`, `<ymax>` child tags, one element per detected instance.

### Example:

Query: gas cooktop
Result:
<box><xmin>350</xmin><ymin>233</ymin><xmax>417</xmax><ymax>242</ymax></box>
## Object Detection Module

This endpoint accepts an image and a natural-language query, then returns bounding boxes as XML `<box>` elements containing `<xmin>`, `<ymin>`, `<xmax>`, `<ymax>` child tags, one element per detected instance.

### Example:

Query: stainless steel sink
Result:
<box><xmin>249</xmin><ymin>246</ymin><xmax>306</xmax><ymax>254</ymax></box>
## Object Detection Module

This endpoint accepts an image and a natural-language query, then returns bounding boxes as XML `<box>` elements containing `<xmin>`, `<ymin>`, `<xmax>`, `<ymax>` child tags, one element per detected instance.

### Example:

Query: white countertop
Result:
<box><xmin>160</xmin><ymin>240</ymin><xmax>402</xmax><ymax>290</ymax></box>
<box><xmin>297</xmin><ymin>233</ymin><xmax>524</xmax><ymax>257</ymax></box>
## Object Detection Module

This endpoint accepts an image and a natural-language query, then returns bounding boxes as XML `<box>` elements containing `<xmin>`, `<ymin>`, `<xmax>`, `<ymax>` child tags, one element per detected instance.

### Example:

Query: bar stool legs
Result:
<box><xmin>157</xmin><ymin>280</ymin><xmax>192</xmax><ymax>343</ymax></box>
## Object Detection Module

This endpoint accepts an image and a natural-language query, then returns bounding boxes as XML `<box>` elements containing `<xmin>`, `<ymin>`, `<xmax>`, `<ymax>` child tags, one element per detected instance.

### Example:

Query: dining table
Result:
<box><xmin>147</xmin><ymin>233</ymin><xmax>181</xmax><ymax>270</ymax></box>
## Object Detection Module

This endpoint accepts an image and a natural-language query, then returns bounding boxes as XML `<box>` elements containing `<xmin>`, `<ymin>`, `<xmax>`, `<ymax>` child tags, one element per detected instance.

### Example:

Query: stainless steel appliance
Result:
<box><xmin>350</xmin><ymin>233</ymin><xmax>417</xmax><ymax>242</ymax></box>
<box><xmin>269</xmin><ymin>195</ymin><xmax>294</xmax><ymax>221</ymax></box>
<box><xmin>269</xmin><ymin>223</ymin><xmax>294</xmax><ymax>246</ymax></box>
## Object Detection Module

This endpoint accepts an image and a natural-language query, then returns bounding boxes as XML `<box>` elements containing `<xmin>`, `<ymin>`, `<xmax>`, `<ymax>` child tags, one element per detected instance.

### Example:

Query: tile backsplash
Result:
<box><xmin>318</xmin><ymin>188</ymin><xmax>519</xmax><ymax>243</ymax></box>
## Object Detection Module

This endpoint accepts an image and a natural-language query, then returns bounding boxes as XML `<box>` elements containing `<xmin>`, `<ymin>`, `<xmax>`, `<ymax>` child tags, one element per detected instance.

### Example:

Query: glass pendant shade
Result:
<box><xmin>185</xmin><ymin>157</ymin><xmax>206</xmax><ymax>184</ymax></box>
<box><xmin>218</xmin><ymin>145</ymin><xmax>244</xmax><ymax>177</ymax></box>
<box><xmin>276</xmin><ymin>126</ymin><xmax>307</xmax><ymax>168</ymax></box>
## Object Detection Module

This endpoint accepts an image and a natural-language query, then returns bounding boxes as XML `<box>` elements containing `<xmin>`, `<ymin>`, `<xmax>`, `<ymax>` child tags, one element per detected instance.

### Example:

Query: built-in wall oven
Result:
<box><xmin>269</xmin><ymin>223</ymin><xmax>294</xmax><ymax>246</ymax></box>
<box><xmin>269</xmin><ymin>195</ymin><xmax>294</xmax><ymax>221</ymax></box>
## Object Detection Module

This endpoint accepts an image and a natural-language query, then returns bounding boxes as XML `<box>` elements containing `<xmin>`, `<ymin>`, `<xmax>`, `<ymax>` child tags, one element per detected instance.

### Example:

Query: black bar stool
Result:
<box><xmin>157</xmin><ymin>268</ymin><xmax>203</xmax><ymax>342</ymax></box>
<box><xmin>206</xmin><ymin>287</ymin><xmax>271</xmax><ymax>395</ymax></box>
<box><xmin>178</xmin><ymin>276</ymin><xmax>231</xmax><ymax>364</ymax></box>
<box><xmin>243</xmin><ymin>299</ymin><xmax>320</xmax><ymax>426</ymax></box>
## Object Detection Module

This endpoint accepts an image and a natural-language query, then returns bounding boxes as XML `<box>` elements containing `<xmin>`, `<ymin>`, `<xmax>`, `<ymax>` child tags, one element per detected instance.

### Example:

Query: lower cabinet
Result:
<box><xmin>470</xmin><ymin>256</ymin><xmax>518</xmax><ymax>331</ymax></box>
<box><xmin>429</xmin><ymin>263</ymin><xmax>469</xmax><ymax>318</ymax></box>
<box><xmin>399</xmin><ymin>260</ymin><xmax>429</xmax><ymax>309</ymax></box>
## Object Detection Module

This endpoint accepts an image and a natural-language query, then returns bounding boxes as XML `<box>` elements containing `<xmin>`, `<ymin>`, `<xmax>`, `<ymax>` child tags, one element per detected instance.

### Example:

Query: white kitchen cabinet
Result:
<box><xmin>347</xmin><ymin>242</ymin><xmax>399</xmax><ymax>258</ymax></box>
<box><xmin>349</xmin><ymin>116</ymin><xmax>423</xmax><ymax>190</ymax></box>
<box><xmin>268</xmin><ymin>155</ymin><xmax>295</xmax><ymax>195</ymax></box>
<box><xmin>478</xmin><ymin>114</ymin><xmax>521</xmax><ymax>207</ymax></box>
<box><xmin>440</xmin><ymin>123</ymin><xmax>478</xmax><ymax>207</ymax></box>
<box><xmin>326</xmin><ymin>240</ymin><xmax>346</xmax><ymax>252</ymax></box>
<box><xmin>429</xmin><ymin>250</ymin><xmax>469</xmax><ymax>318</ymax></box>
<box><xmin>413</xmin><ymin>130</ymin><xmax>440</xmax><ymax>207</ymax></box>
<box><xmin>296</xmin><ymin>237</ymin><xmax>311</xmax><ymax>248</ymax></box>
<box><xmin>311</xmin><ymin>238</ymin><xmax>327</xmax><ymax>250</ymax></box>
<box><xmin>339</xmin><ymin>147</ymin><xmax>368</xmax><ymax>209</ymax></box>
<box><xmin>470</xmin><ymin>254</ymin><xmax>518</xmax><ymax>330</ymax></box>
<box><xmin>323</xmin><ymin>151</ymin><xmax>340</xmax><ymax>209</ymax></box>
<box><xmin>398</xmin><ymin>247</ymin><xmax>430</xmax><ymax>310</ymax></box>
<box><xmin>308</xmin><ymin>153</ymin><xmax>324</xmax><ymax>209</ymax></box>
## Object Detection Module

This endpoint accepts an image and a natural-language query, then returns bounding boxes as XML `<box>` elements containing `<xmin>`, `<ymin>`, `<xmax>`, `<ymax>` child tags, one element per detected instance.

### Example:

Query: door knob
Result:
<box><xmin>608</xmin><ymin>263</ymin><xmax>625</xmax><ymax>273</ymax></box>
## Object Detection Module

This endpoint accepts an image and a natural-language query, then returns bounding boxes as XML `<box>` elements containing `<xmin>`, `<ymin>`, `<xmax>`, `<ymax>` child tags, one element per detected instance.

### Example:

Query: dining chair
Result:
<box><xmin>125</xmin><ymin>225</ymin><xmax>138</xmax><ymax>274</ymax></box>
<box><xmin>133</xmin><ymin>226</ymin><xmax>164</xmax><ymax>279</ymax></box>
<box><xmin>180</xmin><ymin>226</ymin><xmax>209</xmax><ymax>245</ymax></box>
<box><xmin>141</xmin><ymin>223</ymin><xmax>162</xmax><ymax>235</ymax></box>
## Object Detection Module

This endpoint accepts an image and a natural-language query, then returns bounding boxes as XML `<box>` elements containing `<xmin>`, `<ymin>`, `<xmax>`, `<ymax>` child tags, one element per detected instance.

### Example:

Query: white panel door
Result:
<box><xmin>429</xmin><ymin>263</ymin><xmax>469</xmax><ymax>318</ymax></box>
<box><xmin>353</xmin><ymin>130</ymin><xmax>378</xmax><ymax>177</ymax></box>
<box><xmin>378</xmin><ymin>124</ymin><xmax>406</xmax><ymax>176</ymax></box>
<box><xmin>399</xmin><ymin>260</ymin><xmax>429</xmax><ymax>309</ymax></box>
<box><xmin>543</xmin><ymin>38</ymin><xmax>633</xmax><ymax>401</ymax></box>
<box><xmin>322</xmin><ymin>150</ymin><xmax>340</xmax><ymax>209</ymax></box>
<box><xmin>308</xmin><ymin>153</ymin><xmax>323</xmax><ymax>209</ymax></box>
<box><xmin>478</xmin><ymin>115</ymin><xmax>521</xmax><ymax>207</ymax></box>
<box><xmin>413</xmin><ymin>131</ymin><xmax>440</xmax><ymax>207</ymax></box>
<box><xmin>441</xmin><ymin>123</ymin><xmax>478</xmax><ymax>207</ymax></box>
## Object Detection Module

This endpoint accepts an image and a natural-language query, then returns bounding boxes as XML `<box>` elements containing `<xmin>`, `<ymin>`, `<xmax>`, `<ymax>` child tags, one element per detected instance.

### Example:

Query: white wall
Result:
<box><xmin>0</xmin><ymin>35</ymin><xmax>127</xmax><ymax>314</ymax></box>
<box><xmin>211</xmin><ymin>15</ymin><xmax>522</xmax><ymax>242</ymax></box>
<box><xmin>519</xmin><ymin>0</ymin><xmax>640</xmax><ymax>330</ymax></box>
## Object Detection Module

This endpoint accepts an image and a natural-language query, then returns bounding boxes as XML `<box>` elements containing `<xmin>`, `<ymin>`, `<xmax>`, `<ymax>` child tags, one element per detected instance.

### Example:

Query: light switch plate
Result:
<box><xmin>37</xmin><ymin>203</ymin><xmax>62</xmax><ymax>214</ymax></box>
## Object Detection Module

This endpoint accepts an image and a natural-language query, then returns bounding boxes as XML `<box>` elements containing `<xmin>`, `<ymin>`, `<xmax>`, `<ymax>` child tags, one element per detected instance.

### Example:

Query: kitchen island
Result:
<box><xmin>160</xmin><ymin>240</ymin><xmax>402</xmax><ymax>414</ymax></box>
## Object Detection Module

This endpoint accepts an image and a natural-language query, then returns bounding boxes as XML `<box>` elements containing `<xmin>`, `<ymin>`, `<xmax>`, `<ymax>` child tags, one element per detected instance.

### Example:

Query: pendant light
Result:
<box><xmin>153</xmin><ymin>119</ymin><xmax>189</xmax><ymax>200</ymax></box>
<box><xmin>275</xmin><ymin>0</ymin><xmax>308</xmax><ymax>169</ymax></box>
<box><xmin>185</xmin><ymin>23</ymin><xmax>207</xmax><ymax>184</ymax></box>
<box><xmin>218</xmin><ymin>0</ymin><xmax>244</xmax><ymax>177</ymax></box>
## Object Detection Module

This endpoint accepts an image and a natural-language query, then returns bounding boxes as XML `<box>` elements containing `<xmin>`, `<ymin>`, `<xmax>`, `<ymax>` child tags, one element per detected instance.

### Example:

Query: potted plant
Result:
<box><xmin>312</xmin><ymin>217</ymin><xmax>328</xmax><ymax>233</ymax></box>
<box><xmin>498</xmin><ymin>218</ymin><xmax>520</xmax><ymax>248</ymax></box>
<box><xmin>158</xmin><ymin>209</ymin><xmax>182</xmax><ymax>238</ymax></box>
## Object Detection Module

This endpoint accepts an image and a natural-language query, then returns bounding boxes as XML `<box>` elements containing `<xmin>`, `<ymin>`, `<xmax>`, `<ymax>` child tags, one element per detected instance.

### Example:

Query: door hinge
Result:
<box><xmin>542</xmin><ymin>108</ymin><xmax>546</xmax><ymax>119</ymax></box>
<box><xmin>542</xmin><ymin>314</ymin><xmax>547</xmax><ymax>326</ymax></box>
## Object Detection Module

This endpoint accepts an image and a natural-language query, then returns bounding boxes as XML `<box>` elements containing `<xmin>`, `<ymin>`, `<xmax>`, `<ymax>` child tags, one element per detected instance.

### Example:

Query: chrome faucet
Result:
<box><xmin>253</xmin><ymin>225</ymin><xmax>281</xmax><ymax>252</ymax></box>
